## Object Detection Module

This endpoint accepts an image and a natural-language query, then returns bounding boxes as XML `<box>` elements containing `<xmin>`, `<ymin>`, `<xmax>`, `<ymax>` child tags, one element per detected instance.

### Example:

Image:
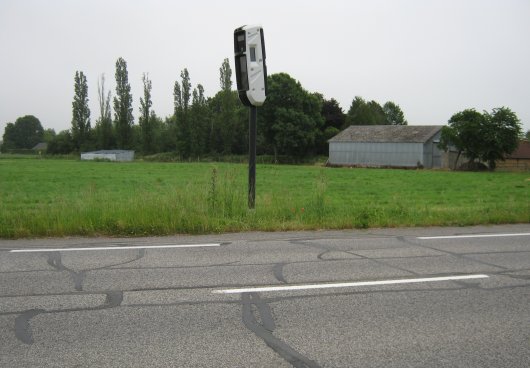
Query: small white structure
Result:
<box><xmin>81</xmin><ymin>150</ymin><xmax>134</xmax><ymax>162</ymax></box>
<box><xmin>234</xmin><ymin>25</ymin><xmax>267</xmax><ymax>106</ymax></box>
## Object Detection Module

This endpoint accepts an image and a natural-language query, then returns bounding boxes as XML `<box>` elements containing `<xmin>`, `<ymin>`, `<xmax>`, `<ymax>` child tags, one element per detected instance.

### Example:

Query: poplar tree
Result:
<box><xmin>71</xmin><ymin>71</ymin><xmax>91</xmax><ymax>150</ymax></box>
<box><xmin>189</xmin><ymin>83</ymin><xmax>209</xmax><ymax>155</ymax></box>
<box><xmin>139</xmin><ymin>73</ymin><xmax>154</xmax><ymax>154</ymax></box>
<box><xmin>174</xmin><ymin>68</ymin><xmax>191</xmax><ymax>157</ymax></box>
<box><xmin>113</xmin><ymin>57</ymin><xmax>133</xmax><ymax>149</ymax></box>
<box><xmin>96</xmin><ymin>74</ymin><xmax>113</xmax><ymax>149</ymax></box>
<box><xmin>219</xmin><ymin>59</ymin><xmax>237</xmax><ymax>153</ymax></box>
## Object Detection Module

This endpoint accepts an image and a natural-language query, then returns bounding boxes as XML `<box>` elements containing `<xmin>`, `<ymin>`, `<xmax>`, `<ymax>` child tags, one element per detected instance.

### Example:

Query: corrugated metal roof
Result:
<box><xmin>328</xmin><ymin>125</ymin><xmax>443</xmax><ymax>143</ymax></box>
<box><xmin>32</xmin><ymin>142</ymin><xmax>48</xmax><ymax>150</ymax></box>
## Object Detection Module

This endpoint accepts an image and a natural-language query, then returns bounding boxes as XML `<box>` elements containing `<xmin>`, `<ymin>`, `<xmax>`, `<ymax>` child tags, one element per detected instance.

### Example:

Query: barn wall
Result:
<box><xmin>329</xmin><ymin>142</ymin><xmax>424</xmax><ymax>167</ymax></box>
<box><xmin>80</xmin><ymin>151</ymin><xmax>134</xmax><ymax>162</ymax></box>
<box><xmin>423</xmin><ymin>131</ymin><xmax>442</xmax><ymax>168</ymax></box>
<box><xmin>81</xmin><ymin>153</ymin><xmax>117</xmax><ymax>161</ymax></box>
<box><xmin>115</xmin><ymin>151</ymin><xmax>135</xmax><ymax>161</ymax></box>
<box><xmin>496</xmin><ymin>159</ymin><xmax>530</xmax><ymax>171</ymax></box>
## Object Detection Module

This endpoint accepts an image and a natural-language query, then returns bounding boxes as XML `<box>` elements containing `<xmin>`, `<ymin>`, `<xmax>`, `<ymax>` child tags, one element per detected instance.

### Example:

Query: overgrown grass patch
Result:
<box><xmin>0</xmin><ymin>158</ymin><xmax>528</xmax><ymax>238</ymax></box>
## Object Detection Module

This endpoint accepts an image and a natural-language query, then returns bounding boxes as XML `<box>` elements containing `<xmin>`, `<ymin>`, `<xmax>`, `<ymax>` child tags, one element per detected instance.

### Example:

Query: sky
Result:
<box><xmin>1</xmin><ymin>0</ymin><xmax>529</xmax><ymax>136</ymax></box>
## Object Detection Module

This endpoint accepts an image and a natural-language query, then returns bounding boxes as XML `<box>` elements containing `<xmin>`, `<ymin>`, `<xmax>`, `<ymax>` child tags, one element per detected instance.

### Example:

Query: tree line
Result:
<box><xmin>1</xmin><ymin>57</ymin><xmax>410</xmax><ymax>159</ymax></box>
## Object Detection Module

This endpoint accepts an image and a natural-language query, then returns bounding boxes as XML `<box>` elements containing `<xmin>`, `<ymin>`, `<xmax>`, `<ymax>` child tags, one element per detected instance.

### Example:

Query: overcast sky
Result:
<box><xmin>1</xmin><ymin>0</ymin><xmax>529</xmax><ymax>136</ymax></box>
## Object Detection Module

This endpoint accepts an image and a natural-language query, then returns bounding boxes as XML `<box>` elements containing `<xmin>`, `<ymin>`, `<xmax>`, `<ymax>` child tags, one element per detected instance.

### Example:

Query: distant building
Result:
<box><xmin>32</xmin><ymin>142</ymin><xmax>48</xmax><ymax>154</ymax></box>
<box><xmin>81</xmin><ymin>150</ymin><xmax>134</xmax><ymax>162</ymax></box>
<box><xmin>496</xmin><ymin>140</ymin><xmax>530</xmax><ymax>171</ymax></box>
<box><xmin>328</xmin><ymin>125</ymin><xmax>445</xmax><ymax>169</ymax></box>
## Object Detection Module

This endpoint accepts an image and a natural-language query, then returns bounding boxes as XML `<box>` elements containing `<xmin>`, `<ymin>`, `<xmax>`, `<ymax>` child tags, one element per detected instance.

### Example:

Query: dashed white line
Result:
<box><xmin>417</xmin><ymin>233</ymin><xmax>530</xmax><ymax>240</ymax></box>
<box><xmin>212</xmin><ymin>274</ymin><xmax>489</xmax><ymax>294</ymax></box>
<box><xmin>9</xmin><ymin>243</ymin><xmax>221</xmax><ymax>253</ymax></box>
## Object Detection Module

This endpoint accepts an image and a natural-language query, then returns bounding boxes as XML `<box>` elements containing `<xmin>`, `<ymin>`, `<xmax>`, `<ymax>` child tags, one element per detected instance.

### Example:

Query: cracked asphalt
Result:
<box><xmin>1</xmin><ymin>224</ymin><xmax>529</xmax><ymax>367</ymax></box>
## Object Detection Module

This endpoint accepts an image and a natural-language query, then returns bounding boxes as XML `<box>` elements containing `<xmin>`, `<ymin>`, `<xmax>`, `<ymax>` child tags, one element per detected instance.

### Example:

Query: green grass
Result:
<box><xmin>0</xmin><ymin>157</ymin><xmax>529</xmax><ymax>238</ymax></box>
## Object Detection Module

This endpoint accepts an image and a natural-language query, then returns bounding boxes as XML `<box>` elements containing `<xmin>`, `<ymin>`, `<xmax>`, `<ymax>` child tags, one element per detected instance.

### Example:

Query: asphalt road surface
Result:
<box><xmin>1</xmin><ymin>224</ymin><xmax>529</xmax><ymax>367</ymax></box>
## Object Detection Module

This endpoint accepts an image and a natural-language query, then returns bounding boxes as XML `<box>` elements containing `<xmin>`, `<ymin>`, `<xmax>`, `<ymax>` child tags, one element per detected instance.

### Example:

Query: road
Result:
<box><xmin>1</xmin><ymin>224</ymin><xmax>529</xmax><ymax>367</ymax></box>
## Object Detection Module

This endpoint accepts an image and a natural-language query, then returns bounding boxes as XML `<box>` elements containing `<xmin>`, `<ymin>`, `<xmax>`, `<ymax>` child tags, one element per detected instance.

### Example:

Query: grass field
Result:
<box><xmin>0</xmin><ymin>157</ymin><xmax>529</xmax><ymax>238</ymax></box>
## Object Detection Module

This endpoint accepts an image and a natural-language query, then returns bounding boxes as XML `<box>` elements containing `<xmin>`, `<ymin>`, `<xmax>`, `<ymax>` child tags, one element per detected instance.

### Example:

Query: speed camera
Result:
<box><xmin>234</xmin><ymin>25</ymin><xmax>267</xmax><ymax>107</ymax></box>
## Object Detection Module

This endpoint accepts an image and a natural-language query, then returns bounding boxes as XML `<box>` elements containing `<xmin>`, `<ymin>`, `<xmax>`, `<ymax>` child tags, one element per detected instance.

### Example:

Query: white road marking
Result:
<box><xmin>417</xmin><ymin>233</ymin><xmax>530</xmax><ymax>240</ymax></box>
<box><xmin>9</xmin><ymin>243</ymin><xmax>221</xmax><ymax>253</ymax></box>
<box><xmin>213</xmin><ymin>274</ymin><xmax>489</xmax><ymax>294</ymax></box>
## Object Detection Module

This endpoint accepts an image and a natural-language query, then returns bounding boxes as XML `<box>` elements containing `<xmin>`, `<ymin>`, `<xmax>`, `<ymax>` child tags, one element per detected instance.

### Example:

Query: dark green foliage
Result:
<box><xmin>204</xmin><ymin>60</ymin><xmax>248</xmax><ymax>156</ymax></box>
<box><xmin>189</xmin><ymin>84</ymin><xmax>211</xmax><ymax>156</ymax></box>
<box><xmin>218</xmin><ymin>59</ymin><xmax>238</xmax><ymax>154</ymax></box>
<box><xmin>323</xmin><ymin>126</ymin><xmax>340</xmax><ymax>142</ymax></box>
<box><xmin>315</xmin><ymin>97</ymin><xmax>346</xmax><ymax>154</ymax></box>
<box><xmin>259</xmin><ymin>73</ymin><xmax>324</xmax><ymax>157</ymax></box>
<box><xmin>71</xmin><ymin>71</ymin><xmax>91</xmax><ymax>150</ymax></box>
<box><xmin>95</xmin><ymin>74</ymin><xmax>114</xmax><ymax>150</ymax></box>
<box><xmin>174</xmin><ymin>68</ymin><xmax>192</xmax><ymax>157</ymax></box>
<box><xmin>1</xmin><ymin>115</ymin><xmax>44</xmax><ymax>150</ymax></box>
<box><xmin>209</xmin><ymin>91</ymin><xmax>247</xmax><ymax>155</ymax></box>
<box><xmin>113</xmin><ymin>57</ymin><xmax>134</xmax><ymax>149</ymax></box>
<box><xmin>481</xmin><ymin>107</ymin><xmax>522</xmax><ymax>170</ymax></box>
<box><xmin>346</xmin><ymin>97</ymin><xmax>387</xmax><ymax>125</ymax></box>
<box><xmin>43</xmin><ymin>129</ymin><xmax>56</xmax><ymax>143</ymax></box>
<box><xmin>219</xmin><ymin>58</ymin><xmax>232</xmax><ymax>92</ymax></box>
<box><xmin>321</xmin><ymin>98</ymin><xmax>346</xmax><ymax>130</ymax></box>
<box><xmin>47</xmin><ymin>130</ymin><xmax>74</xmax><ymax>154</ymax></box>
<box><xmin>9</xmin><ymin>57</ymin><xmax>416</xmax><ymax>159</ymax></box>
<box><xmin>439</xmin><ymin>109</ymin><xmax>485</xmax><ymax>164</ymax></box>
<box><xmin>525</xmin><ymin>130</ymin><xmax>530</xmax><ymax>140</ymax></box>
<box><xmin>158</xmin><ymin>115</ymin><xmax>177</xmax><ymax>152</ymax></box>
<box><xmin>139</xmin><ymin>73</ymin><xmax>156</xmax><ymax>154</ymax></box>
<box><xmin>383</xmin><ymin>101</ymin><xmax>407</xmax><ymax>125</ymax></box>
<box><xmin>439</xmin><ymin>107</ymin><xmax>522</xmax><ymax>170</ymax></box>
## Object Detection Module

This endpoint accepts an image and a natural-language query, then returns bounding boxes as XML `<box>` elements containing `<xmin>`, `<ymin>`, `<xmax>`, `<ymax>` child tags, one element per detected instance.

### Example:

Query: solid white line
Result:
<box><xmin>9</xmin><ymin>243</ymin><xmax>221</xmax><ymax>253</ymax></box>
<box><xmin>213</xmin><ymin>274</ymin><xmax>489</xmax><ymax>294</ymax></box>
<box><xmin>417</xmin><ymin>233</ymin><xmax>530</xmax><ymax>240</ymax></box>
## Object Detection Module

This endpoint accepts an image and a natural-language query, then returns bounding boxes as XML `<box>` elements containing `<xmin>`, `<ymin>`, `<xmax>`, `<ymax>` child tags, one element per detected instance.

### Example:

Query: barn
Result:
<box><xmin>328</xmin><ymin>125</ymin><xmax>444</xmax><ymax>169</ymax></box>
<box><xmin>81</xmin><ymin>150</ymin><xmax>134</xmax><ymax>162</ymax></box>
<box><xmin>496</xmin><ymin>140</ymin><xmax>530</xmax><ymax>171</ymax></box>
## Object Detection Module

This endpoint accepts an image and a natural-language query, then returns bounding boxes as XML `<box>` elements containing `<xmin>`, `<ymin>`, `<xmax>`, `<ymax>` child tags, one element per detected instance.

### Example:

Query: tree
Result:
<box><xmin>439</xmin><ymin>107</ymin><xmax>522</xmax><ymax>170</ymax></box>
<box><xmin>218</xmin><ymin>59</ymin><xmax>239</xmax><ymax>153</ymax></box>
<box><xmin>346</xmin><ymin>97</ymin><xmax>387</xmax><ymax>125</ymax></box>
<box><xmin>438</xmin><ymin>109</ymin><xmax>485</xmax><ymax>168</ymax></box>
<box><xmin>526</xmin><ymin>130</ymin><xmax>530</xmax><ymax>140</ymax></box>
<box><xmin>174</xmin><ymin>68</ymin><xmax>192</xmax><ymax>157</ymax></box>
<box><xmin>159</xmin><ymin>115</ymin><xmax>177</xmax><ymax>152</ymax></box>
<box><xmin>259</xmin><ymin>73</ymin><xmax>323</xmax><ymax>157</ymax></box>
<box><xmin>1</xmin><ymin>115</ymin><xmax>44</xmax><ymax>150</ymax></box>
<box><xmin>189</xmin><ymin>84</ymin><xmax>210</xmax><ymax>156</ymax></box>
<box><xmin>47</xmin><ymin>130</ymin><xmax>74</xmax><ymax>154</ymax></box>
<box><xmin>2</xmin><ymin>123</ymin><xmax>16</xmax><ymax>151</ymax></box>
<box><xmin>383</xmin><ymin>101</ymin><xmax>407</xmax><ymax>125</ymax></box>
<box><xmin>113</xmin><ymin>57</ymin><xmax>134</xmax><ymax>149</ymax></box>
<box><xmin>480</xmin><ymin>107</ymin><xmax>522</xmax><ymax>170</ymax></box>
<box><xmin>43</xmin><ymin>128</ymin><xmax>56</xmax><ymax>143</ymax></box>
<box><xmin>220</xmin><ymin>58</ymin><xmax>232</xmax><ymax>92</ymax></box>
<box><xmin>321</xmin><ymin>98</ymin><xmax>346</xmax><ymax>130</ymax></box>
<box><xmin>219</xmin><ymin>59</ymin><xmax>234</xmax><ymax>152</ymax></box>
<box><xmin>139</xmin><ymin>73</ymin><xmax>155</xmax><ymax>154</ymax></box>
<box><xmin>95</xmin><ymin>74</ymin><xmax>114</xmax><ymax>149</ymax></box>
<box><xmin>312</xmin><ymin>95</ymin><xmax>344</xmax><ymax>154</ymax></box>
<box><xmin>71</xmin><ymin>71</ymin><xmax>91</xmax><ymax>150</ymax></box>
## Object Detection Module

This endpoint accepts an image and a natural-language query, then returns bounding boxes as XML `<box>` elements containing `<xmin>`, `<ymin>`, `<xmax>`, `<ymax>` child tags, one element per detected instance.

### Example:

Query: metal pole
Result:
<box><xmin>248</xmin><ymin>106</ymin><xmax>257</xmax><ymax>209</ymax></box>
